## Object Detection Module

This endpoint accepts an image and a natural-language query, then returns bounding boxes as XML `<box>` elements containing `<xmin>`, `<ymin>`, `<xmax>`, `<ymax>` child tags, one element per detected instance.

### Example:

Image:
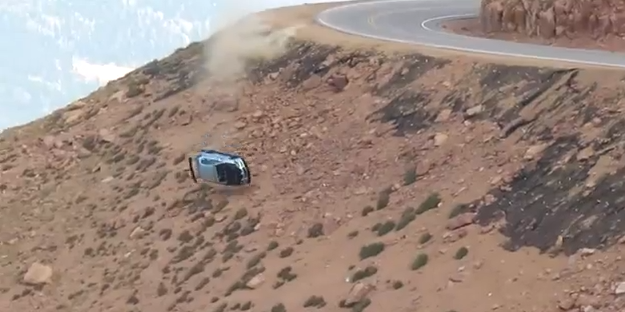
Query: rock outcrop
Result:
<box><xmin>480</xmin><ymin>0</ymin><xmax>625</xmax><ymax>39</ymax></box>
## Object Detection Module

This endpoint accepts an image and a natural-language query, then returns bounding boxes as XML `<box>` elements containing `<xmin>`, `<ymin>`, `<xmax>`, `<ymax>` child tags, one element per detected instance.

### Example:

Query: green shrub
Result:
<box><xmin>448</xmin><ymin>204</ymin><xmax>469</xmax><ymax>219</ymax></box>
<box><xmin>267</xmin><ymin>240</ymin><xmax>279</xmax><ymax>251</ymax></box>
<box><xmin>403</xmin><ymin>166</ymin><xmax>417</xmax><ymax>185</ymax></box>
<box><xmin>454</xmin><ymin>247</ymin><xmax>469</xmax><ymax>260</ymax></box>
<box><xmin>233</xmin><ymin>208</ymin><xmax>248</xmax><ymax>220</ymax></box>
<box><xmin>411</xmin><ymin>253</ymin><xmax>429</xmax><ymax>270</ymax></box>
<box><xmin>376</xmin><ymin>190</ymin><xmax>391</xmax><ymax>210</ymax></box>
<box><xmin>351</xmin><ymin>266</ymin><xmax>377</xmax><ymax>282</ymax></box>
<box><xmin>395</xmin><ymin>207</ymin><xmax>416</xmax><ymax>231</ymax></box>
<box><xmin>308</xmin><ymin>223</ymin><xmax>324</xmax><ymax>238</ymax></box>
<box><xmin>303</xmin><ymin>295</ymin><xmax>326</xmax><ymax>308</ymax></box>
<box><xmin>279</xmin><ymin>247</ymin><xmax>294</xmax><ymax>258</ymax></box>
<box><xmin>271</xmin><ymin>303</ymin><xmax>286</xmax><ymax>312</ymax></box>
<box><xmin>347</xmin><ymin>231</ymin><xmax>359</xmax><ymax>239</ymax></box>
<box><xmin>361</xmin><ymin>205</ymin><xmax>375</xmax><ymax>216</ymax></box>
<box><xmin>392</xmin><ymin>280</ymin><xmax>404</xmax><ymax>289</ymax></box>
<box><xmin>359</xmin><ymin>242</ymin><xmax>385</xmax><ymax>260</ymax></box>
<box><xmin>415</xmin><ymin>193</ymin><xmax>441</xmax><ymax>215</ymax></box>
<box><xmin>418</xmin><ymin>232</ymin><xmax>432</xmax><ymax>244</ymax></box>
<box><xmin>376</xmin><ymin>221</ymin><xmax>396</xmax><ymax>236</ymax></box>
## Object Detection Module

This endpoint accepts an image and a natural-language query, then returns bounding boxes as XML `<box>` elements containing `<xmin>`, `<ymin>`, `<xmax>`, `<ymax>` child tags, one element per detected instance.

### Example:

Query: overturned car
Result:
<box><xmin>188</xmin><ymin>149</ymin><xmax>251</xmax><ymax>186</ymax></box>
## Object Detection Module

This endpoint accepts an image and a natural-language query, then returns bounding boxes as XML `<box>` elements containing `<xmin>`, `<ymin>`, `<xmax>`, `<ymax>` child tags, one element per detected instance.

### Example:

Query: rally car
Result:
<box><xmin>188</xmin><ymin>149</ymin><xmax>251</xmax><ymax>186</ymax></box>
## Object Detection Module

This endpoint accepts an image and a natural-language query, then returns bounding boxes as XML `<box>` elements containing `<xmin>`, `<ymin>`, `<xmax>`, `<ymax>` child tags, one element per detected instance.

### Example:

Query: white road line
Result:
<box><xmin>316</xmin><ymin>0</ymin><xmax>625</xmax><ymax>69</ymax></box>
<box><xmin>420</xmin><ymin>14</ymin><xmax>625</xmax><ymax>68</ymax></box>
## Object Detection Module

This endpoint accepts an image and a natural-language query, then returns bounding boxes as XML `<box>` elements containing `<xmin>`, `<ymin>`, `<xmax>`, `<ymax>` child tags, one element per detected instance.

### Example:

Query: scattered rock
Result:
<box><xmin>576</xmin><ymin>294</ymin><xmax>601</xmax><ymax>308</ymax></box>
<box><xmin>576</xmin><ymin>146</ymin><xmax>595</xmax><ymax>161</ymax></box>
<box><xmin>129</xmin><ymin>226</ymin><xmax>146</xmax><ymax>239</ymax></box>
<box><xmin>214</xmin><ymin>98</ymin><xmax>239</xmax><ymax>112</ymax></box>
<box><xmin>578</xmin><ymin>248</ymin><xmax>596</xmax><ymax>257</ymax></box>
<box><xmin>252</xmin><ymin>110</ymin><xmax>264</xmax><ymax>119</ymax></box>
<box><xmin>246</xmin><ymin>273</ymin><xmax>265</xmax><ymax>289</ymax></box>
<box><xmin>447</xmin><ymin>212</ymin><xmax>476</xmax><ymax>230</ymax></box>
<box><xmin>416</xmin><ymin>162</ymin><xmax>432</xmax><ymax>176</ymax></box>
<box><xmin>234</xmin><ymin>121</ymin><xmax>247</xmax><ymax>130</ymax></box>
<box><xmin>443</xmin><ymin>228</ymin><xmax>468</xmax><ymax>243</ymax></box>
<box><xmin>108</xmin><ymin>90</ymin><xmax>125</xmax><ymax>104</ymax></box>
<box><xmin>63</xmin><ymin>110</ymin><xmax>84</xmax><ymax>124</ymax></box>
<box><xmin>353</xmin><ymin>186</ymin><xmax>369</xmax><ymax>195</ymax></box>
<box><xmin>41</xmin><ymin>135</ymin><xmax>58</xmax><ymax>149</ymax></box>
<box><xmin>328</xmin><ymin>74</ymin><xmax>349</xmax><ymax>92</ymax></box>
<box><xmin>98</xmin><ymin>129</ymin><xmax>116</xmax><ymax>143</ymax></box>
<box><xmin>524</xmin><ymin>143</ymin><xmax>549</xmax><ymax>160</ymax></box>
<box><xmin>473</xmin><ymin>261</ymin><xmax>484</xmax><ymax>269</ymax></box>
<box><xmin>67</xmin><ymin>100</ymin><xmax>87</xmax><ymax>110</ymax></box>
<box><xmin>267</xmin><ymin>72</ymin><xmax>279</xmax><ymax>80</ymax></box>
<box><xmin>615</xmin><ymin>282</ymin><xmax>625</xmax><ymax>295</ymax></box>
<box><xmin>436</xmin><ymin>109</ymin><xmax>453</xmax><ymax>122</ymax></box>
<box><xmin>358</xmin><ymin>136</ymin><xmax>374</xmax><ymax>148</ymax></box>
<box><xmin>433</xmin><ymin>133</ymin><xmax>449</xmax><ymax>146</ymax></box>
<box><xmin>23</xmin><ymin>262</ymin><xmax>53</xmax><ymax>285</ymax></box>
<box><xmin>214</xmin><ymin>214</ymin><xmax>228</xmax><ymax>223</ymax></box>
<box><xmin>302</xmin><ymin>75</ymin><xmax>323</xmax><ymax>91</ymax></box>
<box><xmin>558</xmin><ymin>296</ymin><xmax>577</xmax><ymax>310</ymax></box>
<box><xmin>465</xmin><ymin>105</ymin><xmax>484</xmax><ymax>118</ymax></box>
<box><xmin>344</xmin><ymin>282</ymin><xmax>375</xmax><ymax>307</ymax></box>
<box><xmin>489</xmin><ymin>175</ymin><xmax>502</xmax><ymax>185</ymax></box>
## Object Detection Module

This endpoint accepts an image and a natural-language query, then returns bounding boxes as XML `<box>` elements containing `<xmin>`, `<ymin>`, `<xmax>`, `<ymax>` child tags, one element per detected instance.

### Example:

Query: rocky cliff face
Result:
<box><xmin>480</xmin><ymin>0</ymin><xmax>625</xmax><ymax>39</ymax></box>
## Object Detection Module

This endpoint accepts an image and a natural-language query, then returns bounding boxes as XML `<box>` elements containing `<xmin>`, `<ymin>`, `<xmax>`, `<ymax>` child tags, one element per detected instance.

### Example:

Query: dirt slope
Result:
<box><xmin>4</xmin><ymin>3</ymin><xmax>625</xmax><ymax>312</ymax></box>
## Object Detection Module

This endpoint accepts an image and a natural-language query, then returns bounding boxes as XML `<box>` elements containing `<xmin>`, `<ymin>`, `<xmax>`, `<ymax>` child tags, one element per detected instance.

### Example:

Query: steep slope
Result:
<box><xmin>3</xmin><ymin>3</ymin><xmax>625</xmax><ymax>312</ymax></box>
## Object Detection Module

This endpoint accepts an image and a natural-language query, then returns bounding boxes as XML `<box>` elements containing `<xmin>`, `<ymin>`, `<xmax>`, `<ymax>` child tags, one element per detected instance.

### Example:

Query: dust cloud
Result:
<box><xmin>204</xmin><ymin>1</ymin><xmax>301</xmax><ymax>81</ymax></box>
<box><xmin>195</xmin><ymin>1</ymin><xmax>302</xmax><ymax>152</ymax></box>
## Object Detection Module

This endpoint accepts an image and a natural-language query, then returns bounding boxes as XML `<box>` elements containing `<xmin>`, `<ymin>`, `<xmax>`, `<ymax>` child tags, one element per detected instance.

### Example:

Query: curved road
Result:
<box><xmin>316</xmin><ymin>0</ymin><xmax>625</xmax><ymax>68</ymax></box>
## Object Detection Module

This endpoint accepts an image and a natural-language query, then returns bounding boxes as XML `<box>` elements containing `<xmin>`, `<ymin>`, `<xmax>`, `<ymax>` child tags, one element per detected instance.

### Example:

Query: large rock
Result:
<box><xmin>23</xmin><ymin>262</ymin><xmax>53</xmax><ymax>285</ymax></box>
<box><xmin>480</xmin><ymin>0</ymin><xmax>625</xmax><ymax>39</ymax></box>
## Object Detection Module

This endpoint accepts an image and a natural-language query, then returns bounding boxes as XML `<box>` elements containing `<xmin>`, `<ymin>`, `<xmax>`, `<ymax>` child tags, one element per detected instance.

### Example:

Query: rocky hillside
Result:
<box><xmin>4</xmin><ymin>6</ymin><xmax>625</xmax><ymax>312</ymax></box>
<box><xmin>480</xmin><ymin>0</ymin><xmax>625</xmax><ymax>39</ymax></box>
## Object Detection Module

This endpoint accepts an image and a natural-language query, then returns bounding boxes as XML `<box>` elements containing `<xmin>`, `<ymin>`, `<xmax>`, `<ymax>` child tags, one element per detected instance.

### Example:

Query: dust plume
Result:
<box><xmin>204</xmin><ymin>1</ymin><xmax>302</xmax><ymax>81</ymax></box>
<box><xmin>195</xmin><ymin>2</ymin><xmax>302</xmax><ymax>152</ymax></box>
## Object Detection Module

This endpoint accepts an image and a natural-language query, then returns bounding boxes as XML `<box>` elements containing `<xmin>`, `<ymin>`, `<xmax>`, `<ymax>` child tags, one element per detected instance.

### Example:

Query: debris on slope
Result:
<box><xmin>3</xmin><ymin>31</ymin><xmax>625</xmax><ymax>312</ymax></box>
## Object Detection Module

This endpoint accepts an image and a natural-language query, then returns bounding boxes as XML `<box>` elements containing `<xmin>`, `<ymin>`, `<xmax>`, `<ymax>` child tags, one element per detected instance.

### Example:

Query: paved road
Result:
<box><xmin>315</xmin><ymin>0</ymin><xmax>625</xmax><ymax>68</ymax></box>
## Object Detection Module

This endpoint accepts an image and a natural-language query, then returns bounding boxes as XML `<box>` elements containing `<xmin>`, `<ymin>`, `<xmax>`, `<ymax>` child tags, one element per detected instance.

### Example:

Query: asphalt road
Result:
<box><xmin>315</xmin><ymin>0</ymin><xmax>625</xmax><ymax>68</ymax></box>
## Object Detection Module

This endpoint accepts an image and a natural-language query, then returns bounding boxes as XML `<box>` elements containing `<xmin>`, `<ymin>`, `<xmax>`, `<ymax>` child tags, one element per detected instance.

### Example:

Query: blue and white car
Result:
<box><xmin>188</xmin><ymin>149</ymin><xmax>251</xmax><ymax>186</ymax></box>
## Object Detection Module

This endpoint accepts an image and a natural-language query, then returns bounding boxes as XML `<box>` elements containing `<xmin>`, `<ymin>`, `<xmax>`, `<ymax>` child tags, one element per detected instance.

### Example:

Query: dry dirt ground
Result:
<box><xmin>5</xmin><ymin>2</ymin><xmax>625</xmax><ymax>312</ymax></box>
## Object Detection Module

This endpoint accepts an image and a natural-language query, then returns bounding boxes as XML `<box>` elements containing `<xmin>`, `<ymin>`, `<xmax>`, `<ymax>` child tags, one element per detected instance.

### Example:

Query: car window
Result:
<box><xmin>199</xmin><ymin>157</ymin><xmax>217</xmax><ymax>165</ymax></box>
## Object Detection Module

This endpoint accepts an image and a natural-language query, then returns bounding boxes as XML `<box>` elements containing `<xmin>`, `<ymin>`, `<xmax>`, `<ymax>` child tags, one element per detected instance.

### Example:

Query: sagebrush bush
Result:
<box><xmin>411</xmin><ymin>253</ymin><xmax>429</xmax><ymax>270</ymax></box>
<box><xmin>415</xmin><ymin>192</ymin><xmax>441</xmax><ymax>215</ymax></box>
<box><xmin>418</xmin><ymin>232</ymin><xmax>432</xmax><ymax>244</ymax></box>
<box><xmin>376</xmin><ymin>190</ymin><xmax>391</xmax><ymax>210</ymax></box>
<box><xmin>448</xmin><ymin>204</ymin><xmax>469</xmax><ymax>219</ymax></box>
<box><xmin>351</xmin><ymin>266</ymin><xmax>378</xmax><ymax>282</ymax></box>
<box><xmin>454</xmin><ymin>247</ymin><xmax>469</xmax><ymax>260</ymax></box>
<box><xmin>376</xmin><ymin>221</ymin><xmax>396</xmax><ymax>236</ymax></box>
<box><xmin>403</xmin><ymin>166</ymin><xmax>417</xmax><ymax>185</ymax></box>
<box><xmin>359</xmin><ymin>242</ymin><xmax>385</xmax><ymax>260</ymax></box>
